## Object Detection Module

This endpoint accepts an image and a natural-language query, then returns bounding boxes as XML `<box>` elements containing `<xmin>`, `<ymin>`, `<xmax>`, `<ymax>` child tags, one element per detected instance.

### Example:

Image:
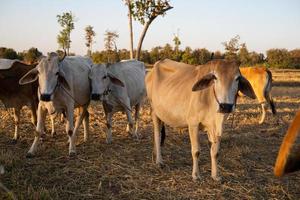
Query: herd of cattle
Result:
<box><xmin>0</xmin><ymin>53</ymin><xmax>299</xmax><ymax>180</ymax></box>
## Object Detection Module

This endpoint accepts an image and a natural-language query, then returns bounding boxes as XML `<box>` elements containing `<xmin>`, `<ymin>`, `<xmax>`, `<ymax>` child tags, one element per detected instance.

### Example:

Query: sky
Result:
<box><xmin>0</xmin><ymin>0</ymin><xmax>300</xmax><ymax>56</ymax></box>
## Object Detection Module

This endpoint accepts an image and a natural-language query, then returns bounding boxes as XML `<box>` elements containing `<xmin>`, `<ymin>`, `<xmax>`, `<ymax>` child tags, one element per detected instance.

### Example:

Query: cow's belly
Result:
<box><xmin>153</xmin><ymin>102</ymin><xmax>187</xmax><ymax>128</ymax></box>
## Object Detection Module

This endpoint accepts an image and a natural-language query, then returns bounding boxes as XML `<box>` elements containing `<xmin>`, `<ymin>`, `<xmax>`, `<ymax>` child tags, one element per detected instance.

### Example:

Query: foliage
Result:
<box><xmin>0</xmin><ymin>47</ymin><xmax>19</xmax><ymax>59</ymax></box>
<box><xmin>85</xmin><ymin>25</ymin><xmax>96</xmax><ymax>57</ymax></box>
<box><xmin>223</xmin><ymin>35</ymin><xmax>240</xmax><ymax>61</ymax></box>
<box><xmin>23</xmin><ymin>47</ymin><xmax>43</xmax><ymax>64</ymax></box>
<box><xmin>266</xmin><ymin>48</ymin><xmax>291</xmax><ymax>68</ymax></box>
<box><xmin>103</xmin><ymin>30</ymin><xmax>119</xmax><ymax>63</ymax></box>
<box><xmin>56</xmin><ymin>11</ymin><xmax>75</xmax><ymax>55</ymax></box>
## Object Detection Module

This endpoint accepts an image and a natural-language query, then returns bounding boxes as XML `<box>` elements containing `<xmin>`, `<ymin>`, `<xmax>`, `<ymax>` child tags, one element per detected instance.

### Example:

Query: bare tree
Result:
<box><xmin>124</xmin><ymin>0</ymin><xmax>134</xmax><ymax>59</ymax></box>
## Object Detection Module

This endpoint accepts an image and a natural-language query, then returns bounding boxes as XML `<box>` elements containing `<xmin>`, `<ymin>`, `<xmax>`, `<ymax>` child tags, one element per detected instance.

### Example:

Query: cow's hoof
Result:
<box><xmin>69</xmin><ymin>151</ymin><xmax>76</xmax><ymax>158</ymax></box>
<box><xmin>10</xmin><ymin>139</ymin><xmax>18</xmax><ymax>145</ymax></box>
<box><xmin>106</xmin><ymin>138</ymin><xmax>112</xmax><ymax>144</ymax></box>
<box><xmin>156</xmin><ymin>162</ymin><xmax>165</xmax><ymax>169</ymax></box>
<box><xmin>26</xmin><ymin>152</ymin><xmax>35</xmax><ymax>158</ymax></box>
<box><xmin>51</xmin><ymin>132</ymin><xmax>57</xmax><ymax>138</ymax></box>
<box><xmin>192</xmin><ymin>175</ymin><xmax>201</xmax><ymax>182</ymax></box>
<box><xmin>212</xmin><ymin>175</ymin><xmax>222</xmax><ymax>182</ymax></box>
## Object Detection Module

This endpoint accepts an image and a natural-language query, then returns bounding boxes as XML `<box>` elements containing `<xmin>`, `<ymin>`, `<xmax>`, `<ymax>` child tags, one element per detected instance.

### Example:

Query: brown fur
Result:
<box><xmin>274</xmin><ymin>110</ymin><xmax>300</xmax><ymax>177</ymax></box>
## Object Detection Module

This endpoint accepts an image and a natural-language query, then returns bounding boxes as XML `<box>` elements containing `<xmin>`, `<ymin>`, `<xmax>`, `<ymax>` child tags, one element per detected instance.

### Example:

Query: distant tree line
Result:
<box><xmin>1</xmin><ymin>45</ymin><xmax>300</xmax><ymax>69</ymax></box>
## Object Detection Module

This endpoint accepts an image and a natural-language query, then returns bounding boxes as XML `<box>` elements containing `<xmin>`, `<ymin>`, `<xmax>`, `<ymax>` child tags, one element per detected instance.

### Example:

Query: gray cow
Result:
<box><xmin>90</xmin><ymin>60</ymin><xmax>146</xmax><ymax>143</ymax></box>
<box><xmin>146</xmin><ymin>59</ymin><xmax>255</xmax><ymax>181</ymax></box>
<box><xmin>19</xmin><ymin>52</ymin><xmax>91</xmax><ymax>157</ymax></box>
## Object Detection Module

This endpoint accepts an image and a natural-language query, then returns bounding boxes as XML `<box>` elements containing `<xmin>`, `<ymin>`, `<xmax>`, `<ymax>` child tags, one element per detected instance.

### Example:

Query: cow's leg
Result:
<box><xmin>50</xmin><ymin>115</ymin><xmax>56</xmax><ymax>137</ymax></box>
<box><xmin>30</xmin><ymin>104</ymin><xmax>37</xmax><ymax>127</ymax></box>
<box><xmin>12</xmin><ymin>108</ymin><xmax>21</xmax><ymax>141</ymax></box>
<box><xmin>208</xmin><ymin>133</ymin><xmax>221</xmax><ymax>181</ymax></box>
<box><xmin>83</xmin><ymin>110</ymin><xmax>89</xmax><ymax>142</ymax></box>
<box><xmin>27</xmin><ymin>104</ymin><xmax>46</xmax><ymax>157</ymax></box>
<box><xmin>152</xmin><ymin>111</ymin><xmax>163</xmax><ymax>166</ymax></box>
<box><xmin>105</xmin><ymin>111</ymin><xmax>113</xmax><ymax>144</ymax></box>
<box><xmin>188</xmin><ymin>124</ymin><xmax>200</xmax><ymax>180</ymax></box>
<box><xmin>133</xmin><ymin>103</ymin><xmax>141</xmax><ymax>139</ymax></box>
<box><xmin>259</xmin><ymin>102</ymin><xmax>266</xmax><ymax>124</ymax></box>
<box><xmin>125</xmin><ymin>109</ymin><xmax>135</xmax><ymax>138</ymax></box>
<box><xmin>66</xmin><ymin>107</ymin><xmax>75</xmax><ymax>156</ymax></box>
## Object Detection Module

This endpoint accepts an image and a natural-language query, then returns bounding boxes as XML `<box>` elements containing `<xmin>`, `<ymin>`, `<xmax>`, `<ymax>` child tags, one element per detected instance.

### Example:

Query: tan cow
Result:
<box><xmin>240</xmin><ymin>67</ymin><xmax>276</xmax><ymax>124</ymax></box>
<box><xmin>274</xmin><ymin>110</ymin><xmax>300</xmax><ymax>177</ymax></box>
<box><xmin>146</xmin><ymin>59</ymin><xmax>255</xmax><ymax>181</ymax></box>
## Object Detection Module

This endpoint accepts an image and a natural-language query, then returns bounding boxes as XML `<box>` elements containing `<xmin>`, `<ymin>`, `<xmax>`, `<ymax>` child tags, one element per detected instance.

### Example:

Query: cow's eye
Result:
<box><xmin>56</xmin><ymin>72</ymin><xmax>59</xmax><ymax>76</ymax></box>
<box><xmin>235</xmin><ymin>76</ymin><xmax>241</xmax><ymax>81</ymax></box>
<box><xmin>103</xmin><ymin>75</ymin><xmax>107</xmax><ymax>79</ymax></box>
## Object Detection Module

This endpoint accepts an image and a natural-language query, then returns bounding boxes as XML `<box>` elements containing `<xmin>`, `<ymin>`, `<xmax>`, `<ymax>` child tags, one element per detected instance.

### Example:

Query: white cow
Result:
<box><xmin>89</xmin><ymin>60</ymin><xmax>146</xmax><ymax>143</ymax></box>
<box><xmin>19</xmin><ymin>52</ymin><xmax>91</xmax><ymax>157</ymax></box>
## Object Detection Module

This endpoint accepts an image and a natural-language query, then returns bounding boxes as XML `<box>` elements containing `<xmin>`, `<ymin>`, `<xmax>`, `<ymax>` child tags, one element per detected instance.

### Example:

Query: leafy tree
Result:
<box><xmin>238</xmin><ymin>43</ymin><xmax>250</xmax><ymax>66</ymax></box>
<box><xmin>222</xmin><ymin>35</ymin><xmax>240</xmax><ymax>61</ymax></box>
<box><xmin>104</xmin><ymin>30</ymin><xmax>119</xmax><ymax>63</ymax></box>
<box><xmin>124</xmin><ymin>0</ymin><xmax>173</xmax><ymax>60</ymax></box>
<box><xmin>24</xmin><ymin>47</ymin><xmax>43</xmax><ymax>64</ymax></box>
<box><xmin>289</xmin><ymin>49</ymin><xmax>300</xmax><ymax>69</ymax></box>
<box><xmin>181</xmin><ymin>46</ymin><xmax>195</xmax><ymax>64</ymax></box>
<box><xmin>267</xmin><ymin>48</ymin><xmax>291</xmax><ymax>68</ymax></box>
<box><xmin>57</xmin><ymin>11</ymin><xmax>75</xmax><ymax>55</ymax></box>
<box><xmin>85</xmin><ymin>25</ymin><xmax>96</xmax><ymax>57</ymax></box>
<box><xmin>192</xmin><ymin>48</ymin><xmax>211</xmax><ymax>65</ymax></box>
<box><xmin>149</xmin><ymin>46</ymin><xmax>162</xmax><ymax>64</ymax></box>
<box><xmin>161</xmin><ymin>43</ymin><xmax>173</xmax><ymax>59</ymax></box>
<box><xmin>172</xmin><ymin>32</ymin><xmax>181</xmax><ymax>61</ymax></box>
<box><xmin>213</xmin><ymin>51</ymin><xmax>224</xmax><ymax>59</ymax></box>
<box><xmin>0</xmin><ymin>47</ymin><xmax>19</xmax><ymax>59</ymax></box>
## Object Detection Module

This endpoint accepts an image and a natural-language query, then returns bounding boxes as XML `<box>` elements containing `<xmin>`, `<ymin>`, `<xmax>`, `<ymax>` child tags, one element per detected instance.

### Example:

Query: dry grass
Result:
<box><xmin>1</xmin><ymin>70</ymin><xmax>300</xmax><ymax>199</ymax></box>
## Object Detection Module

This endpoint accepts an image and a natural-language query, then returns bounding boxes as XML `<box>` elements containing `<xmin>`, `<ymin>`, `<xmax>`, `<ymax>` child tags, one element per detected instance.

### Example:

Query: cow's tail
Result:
<box><xmin>274</xmin><ymin>110</ymin><xmax>300</xmax><ymax>177</ymax></box>
<box><xmin>265</xmin><ymin>69</ymin><xmax>276</xmax><ymax>115</ymax></box>
<box><xmin>160</xmin><ymin>123</ymin><xmax>166</xmax><ymax>146</ymax></box>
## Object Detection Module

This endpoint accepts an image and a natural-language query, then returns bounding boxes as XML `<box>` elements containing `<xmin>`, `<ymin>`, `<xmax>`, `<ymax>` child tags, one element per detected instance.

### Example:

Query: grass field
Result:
<box><xmin>0</xmin><ymin>69</ymin><xmax>300</xmax><ymax>199</ymax></box>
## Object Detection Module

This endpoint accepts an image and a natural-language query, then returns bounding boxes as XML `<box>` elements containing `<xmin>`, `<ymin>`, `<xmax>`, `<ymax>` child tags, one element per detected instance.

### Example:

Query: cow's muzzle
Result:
<box><xmin>91</xmin><ymin>93</ymin><xmax>101</xmax><ymax>101</ymax></box>
<box><xmin>218</xmin><ymin>103</ymin><xmax>234</xmax><ymax>113</ymax></box>
<box><xmin>40</xmin><ymin>94</ymin><xmax>51</xmax><ymax>102</ymax></box>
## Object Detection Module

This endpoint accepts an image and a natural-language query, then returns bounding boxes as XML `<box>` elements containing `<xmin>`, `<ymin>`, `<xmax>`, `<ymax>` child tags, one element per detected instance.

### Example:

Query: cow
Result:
<box><xmin>90</xmin><ymin>60</ymin><xmax>146</xmax><ymax>143</ymax></box>
<box><xmin>0</xmin><ymin>59</ymin><xmax>56</xmax><ymax>141</ymax></box>
<box><xmin>240</xmin><ymin>67</ymin><xmax>276</xmax><ymax>124</ymax></box>
<box><xmin>145</xmin><ymin>59</ymin><xmax>256</xmax><ymax>181</ymax></box>
<box><xmin>19</xmin><ymin>52</ymin><xmax>91</xmax><ymax>157</ymax></box>
<box><xmin>274</xmin><ymin>110</ymin><xmax>300</xmax><ymax>177</ymax></box>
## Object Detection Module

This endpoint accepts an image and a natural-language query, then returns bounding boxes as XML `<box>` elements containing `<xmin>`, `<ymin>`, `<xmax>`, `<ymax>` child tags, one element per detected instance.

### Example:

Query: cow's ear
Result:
<box><xmin>238</xmin><ymin>76</ymin><xmax>256</xmax><ymax>99</ymax></box>
<box><xmin>19</xmin><ymin>68</ymin><xmax>38</xmax><ymax>85</ymax></box>
<box><xmin>192</xmin><ymin>73</ymin><xmax>216</xmax><ymax>91</ymax></box>
<box><xmin>58</xmin><ymin>70</ymin><xmax>70</xmax><ymax>90</ymax></box>
<box><xmin>107</xmin><ymin>72</ymin><xmax>125</xmax><ymax>87</ymax></box>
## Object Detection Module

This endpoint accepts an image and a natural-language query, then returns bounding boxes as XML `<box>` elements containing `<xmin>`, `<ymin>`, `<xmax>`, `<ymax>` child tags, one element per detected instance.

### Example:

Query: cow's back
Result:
<box><xmin>110</xmin><ymin>60</ymin><xmax>146</xmax><ymax>106</ymax></box>
<box><xmin>0</xmin><ymin>61</ymin><xmax>37</xmax><ymax>108</ymax></box>
<box><xmin>240</xmin><ymin>67</ymin><xmax>269</xmax><ymax>102</ymax></box>
<box><xmin>60</xmin><ymin>56</ymin><xmax>91</xmax><ymax>106</ymax></box>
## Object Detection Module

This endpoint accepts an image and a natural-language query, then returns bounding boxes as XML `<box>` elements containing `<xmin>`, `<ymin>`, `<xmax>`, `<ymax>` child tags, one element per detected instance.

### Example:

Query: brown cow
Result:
<box><xmin>274</xmin><ymin>110</ymin><xmax>300</xmax><ymax>177</ymax></box>
<box><xmin>0</xmin><ymin>59</ymin><xmax>56</xmax><ymax>142</ymax></box>
<box><xmin>146</xmin><ymin>59</ymin><xmax>256</xmax><ymax>181</ymax></box>
<box><xmin>240</xmin><ymin>67</ymin><xmax>276</xmax><ymax>124</ymax></box>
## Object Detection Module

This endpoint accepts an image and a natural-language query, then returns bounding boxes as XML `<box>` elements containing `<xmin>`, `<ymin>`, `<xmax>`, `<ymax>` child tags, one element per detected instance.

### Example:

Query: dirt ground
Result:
<box><xmin>0</xmin><ymin>69</ymin><xmax>300</xmax><ymax>199</ymax></box>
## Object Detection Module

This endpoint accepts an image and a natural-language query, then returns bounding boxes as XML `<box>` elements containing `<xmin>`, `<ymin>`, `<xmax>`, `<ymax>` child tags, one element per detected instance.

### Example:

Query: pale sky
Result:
<box><xmin>0</xmin><ymin>0</ymin><xmax>300</xmax><ymax>55</ymax></box>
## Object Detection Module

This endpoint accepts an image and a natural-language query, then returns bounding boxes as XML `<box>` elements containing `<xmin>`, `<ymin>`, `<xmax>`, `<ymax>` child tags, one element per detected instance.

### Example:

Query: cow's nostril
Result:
<box><xmin>91</xmin><ymin>93</ymin><xmax>101</xmax><ymax>100</ymax></box>
<box><xmin>40</xmin><ymin>94</ymin><xmax>51</xmax><ymax>102</ymax></box>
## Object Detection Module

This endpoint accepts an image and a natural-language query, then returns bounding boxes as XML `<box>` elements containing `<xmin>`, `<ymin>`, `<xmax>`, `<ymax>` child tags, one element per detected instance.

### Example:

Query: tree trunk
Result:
<box><xmin>127</xmin><ymin>0</ymin><xmax>134</xmax><ymax>59</ymax></box>
<box><xmin>135</xmin><ymin>20</ymin><xmax>152</xmax><ymax>60</ymax></box>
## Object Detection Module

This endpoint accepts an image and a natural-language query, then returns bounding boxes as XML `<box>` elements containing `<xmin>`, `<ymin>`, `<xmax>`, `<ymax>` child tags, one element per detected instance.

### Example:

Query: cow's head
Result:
<box><xmin>89</xmin><ymin>63</ymin><xmax>124</xmax><ymax>101</ymax></box>
<box><xmin>19</xmin><ymin>52</ymin><xmax>69</xmax><ymax>102</ymax></box>
<box><xmin>192</xmin><ymin>60</ymin><xmax>255</xmax><ymax>113</ymax></box>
